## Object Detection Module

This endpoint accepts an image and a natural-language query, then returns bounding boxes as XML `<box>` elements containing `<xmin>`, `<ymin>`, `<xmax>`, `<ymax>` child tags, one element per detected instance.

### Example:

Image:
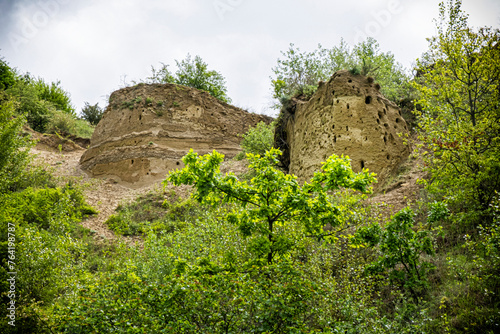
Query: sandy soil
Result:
<box><xmin>31</xmin><ymin>144</ymin><xmax>160</xmax><ymax>243</ymax></box>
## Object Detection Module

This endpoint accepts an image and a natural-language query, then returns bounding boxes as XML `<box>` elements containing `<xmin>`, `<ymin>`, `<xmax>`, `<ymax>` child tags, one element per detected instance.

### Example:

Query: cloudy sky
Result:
<box><xmin>1</xmin><ymin>0</ymin><xmax>499</xmax><ymax>117</ymax></box>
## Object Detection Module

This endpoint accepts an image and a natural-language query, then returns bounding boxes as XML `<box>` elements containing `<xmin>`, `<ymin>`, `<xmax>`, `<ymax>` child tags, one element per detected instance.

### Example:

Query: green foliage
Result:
<box><xmin>6</xmin><ymin>77</ymin><xmax>52</xmax><ymax>132</ymax></box>
<box><xmin>271</xmin><ymin>38</ymin><xmax>411</xmax><ymax>107</ymax></box>
<box><xmin>80</xmin><ymin>102</ymin><xmax>103</xmax><ymax>125</ymax></box>
<box><xmin>0</xmin><ymin>56</ymin><xmax>16</xmax><ymax>91</ymax></box>
<box><xmin>104</xmin><ymin>191</ymin><xmax>198</xmax><ymax>236</ymax></box>
<box><xmin>236</xmin><ymin>121</ymin><xmax>275</xmax><ymax>159</ymax></box>
<box><xmin>413</xmin><ymin>0</ymin><xmax>500</xmax><ymax>214</ymax></box>
<box><xmin>5</xmin><ymin>73</ymin><xmax>78</xmax><ymax>134</ymax></box>
<box><xmin>0</xmin><ymin>97</ymin><xmax>35</xmax><ymax>193</ymax></box>
<box><xmin>0</xmin><ymin>185</ymin><xmax>96</xmax><ymax>332</ymax></box>
<box><xmin>148</xmin><ymin>54</ymin><xmax>232</xmax><ymax>103</ymax></box>
<box><xmin>31</xmin><ymin>78</ymin><xmax>75</xmax><ymax>115</ymax></box>
<box><xmin>365</xmin><ymin>208</ymin><xmax>438</xmax><ymax>303</ymax></box>
<box><xmin>166</xmin><ymin>148</ymin><xmax>375</xmax><ymax>264</ymax></box>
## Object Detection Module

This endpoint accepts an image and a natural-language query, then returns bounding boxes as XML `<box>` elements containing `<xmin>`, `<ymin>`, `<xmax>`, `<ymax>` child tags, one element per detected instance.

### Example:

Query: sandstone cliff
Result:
<box><xmin>80</xmin><ymin>83</ymin><xmax>272</xmax><ymax>188</ymax></box>
<box><xmin>276</xmin><ymin>70</ymin><xmax>410</xmax><ymax>186</ymax></box>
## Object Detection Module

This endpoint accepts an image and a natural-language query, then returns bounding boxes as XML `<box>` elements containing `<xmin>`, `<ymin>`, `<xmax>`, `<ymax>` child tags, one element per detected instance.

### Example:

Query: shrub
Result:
<box><xmin>148</xmin><ymin>54</ymin><xmax>232</xmax><ymax>103</ymax></box>
<box><xmin>0</xmin><ymin>56</ymin><xmax>15</xmax><ymax>91</ymax></box>
<box><xmin>237</xmin><ymin>121</ymin><xmax>275</xmax><ymax>159</ymax></box>
<box><xmin>80</xmin><ymin>102</ymin><xmax>103</xmax><ymax>125</ymax></box>
<box><xmin>0</xmin><ymin>96</ymin><xmax>34</xmax><ymax>193</ymax></box>
<box><xmin>31</xmin><ymin>78</ymin><xmax>75</xmax><ymax>115</ymax></box>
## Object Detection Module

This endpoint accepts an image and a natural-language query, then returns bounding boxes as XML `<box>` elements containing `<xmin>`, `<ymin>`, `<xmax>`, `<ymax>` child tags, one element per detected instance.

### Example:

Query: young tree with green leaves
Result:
<box><xmin>80</xmin><ymin>101</ymin><xmax>103</xmax><ymax>125</ymax></box>
<box><xmin>148</xmin><ymin>54</ymin><xmax>232</xmax><ymax>103</ymax></box>
<box><xmin>413</xmin><ymin>0</ymin><xmax>500</xmax><ymax>213</ymax></box>
<box><xmin>166</xmin><ymin>148</ymin><xmax>375</xmax><ymax>265</ymax></box>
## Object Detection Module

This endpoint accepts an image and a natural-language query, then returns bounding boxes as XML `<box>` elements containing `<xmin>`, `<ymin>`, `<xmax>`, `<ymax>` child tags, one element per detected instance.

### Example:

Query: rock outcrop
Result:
<box><xmin>80</xmin><ymin>83</ymin><xmax>272</xmax><ymax>188</ymax></box>
<box><xmin>276</xmin><ymin>70</ymin><xmax>410</xmax><ymax>186</ymax></box>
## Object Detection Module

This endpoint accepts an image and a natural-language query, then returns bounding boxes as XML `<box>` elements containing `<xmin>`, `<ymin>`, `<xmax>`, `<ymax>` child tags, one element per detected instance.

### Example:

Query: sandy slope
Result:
<box><xmin>31</xmin><ymin>145</ymin><xmax>160</xmax><ymax>242</ymax></box>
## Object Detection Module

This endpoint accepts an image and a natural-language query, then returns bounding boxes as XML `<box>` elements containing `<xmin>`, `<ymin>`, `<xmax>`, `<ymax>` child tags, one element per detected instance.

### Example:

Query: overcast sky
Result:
<box><xmin>1</xmin><ymin>0</ymin><xmax>499</xmax><ymax>117</ymax></box>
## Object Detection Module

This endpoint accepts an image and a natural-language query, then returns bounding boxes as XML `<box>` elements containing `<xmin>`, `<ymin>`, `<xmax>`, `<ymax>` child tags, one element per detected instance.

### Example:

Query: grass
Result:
<box><xmin>104</xmin><ymin>190</ymin><xmax>203</xmax><ymax>236</ymax></box>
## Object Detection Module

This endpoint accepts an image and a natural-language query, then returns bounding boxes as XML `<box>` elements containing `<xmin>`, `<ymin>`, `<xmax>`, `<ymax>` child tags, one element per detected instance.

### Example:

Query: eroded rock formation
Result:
<box><xmin>80</xmin><ymin>83</ymin><xmax>272</xmax><ymax>188</ymax></box>
<box><xmin>277</xmin><ymin>70</ymin><xmax>410</xmax><ymax>186</ymax></box>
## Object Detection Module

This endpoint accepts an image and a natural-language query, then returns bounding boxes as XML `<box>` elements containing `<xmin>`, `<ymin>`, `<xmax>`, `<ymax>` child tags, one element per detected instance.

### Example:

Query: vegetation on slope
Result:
<box><xmin>0</xmin><ymin>1</ymin><xmax>499</xmax><ymax>333</ymax></box>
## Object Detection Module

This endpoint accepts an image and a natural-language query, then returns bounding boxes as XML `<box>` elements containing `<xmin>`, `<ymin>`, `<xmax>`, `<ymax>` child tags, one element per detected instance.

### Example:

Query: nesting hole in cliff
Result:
<box><xmin>386</xmin><ymin>154</ymin><xmax>391</xmax><ymax>160</ymax></box>
<box><xmin>384</xmin><ymin>136</ymin><xmax>387</xmax><ymax>143</ymax></box>
<box><xmin>347</xmin><ymin>103</ymin><xmax>350</xmax><ymax>109</ymax></box>
<box><xmin>378</xmin><ymin>111</ymin><xmax>383</xmax><ymax>119</ymax></box>
<box><xmin>332</xmin><ymin>90</ymin><xmax>335</xmax><ymax>95</ymax></box>
<box><xmin>384</xmin><ymin>123</ymin><xmax>389</xmax><ymax>128</ymax></box>
<box><xmin>131</xmin><ymin>159</ymin><xmax>134</xmax><ymax>165</ymax></box>
<box><xmin>337</xmin><ymin>99</ymin><xmax>340</xmax><ymax>104</ymax></box>
<box><xmin>376</xmin><ymin>119</ymin><xmax>380</xmax><ymax>124</ymax></box>
<box><xmin>176</xmin><ymin>161</ymin><xmax>180</xmax><ymax>166</ymax></box>
<box><xmin>346</xmin><ymin>126</ymin><xmax>349</xmax><ymax>131</ymax></box>
<box><xmin>348</xmin><ymin>79</ymin><xmax>352</xmax><ymax>83</ymax></box>
<box><xmin>360</xmin><ymin>160</ymin><xmax>365</xmax><ymax>169</ymax></box>
<box><xmin>365</xmin><ymin>96</ymin><xmax>372</xmax><ymax>104</ymax></box>
<box><xmin>332</xmin><ymin>124</ymin><xmax>335</xmax><ymax>130</ymax></box>
<box><xmin>396</xmin><ymin>118</ymin><xmax>400</xmax><ymax>123</ymax></box>
<box><xmin>333</xmin><ymin>135</ymin><xmax>337</xmax><ymax>143</ymax></box>
<box><xmin>139</xmin><ymin>115</ymin><xmax>142</xmax><ymax>120</ymax></box>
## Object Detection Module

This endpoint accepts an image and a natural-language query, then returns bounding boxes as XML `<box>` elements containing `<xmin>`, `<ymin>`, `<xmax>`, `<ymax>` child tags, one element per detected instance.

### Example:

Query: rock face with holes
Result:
<box><xmin>79</xmin><ymin>83</ymin><xmax>272</xmax><ymax>188</ymax></box>
<box><xmin>282</xmin><ymin>70</ymin><xmax>409</xmax><ymax>186</ymax></box>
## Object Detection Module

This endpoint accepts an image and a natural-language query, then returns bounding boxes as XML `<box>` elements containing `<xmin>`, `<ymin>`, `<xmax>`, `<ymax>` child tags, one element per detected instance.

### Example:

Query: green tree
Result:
<box><xmin>271</xmin><ymin>40</ymin><xmax>352</xmax><ymax>104</ymax></box>
<box><xmin>166</xmin><ymin>148</ymin><xmax>375</xmax><ymax>265</ymax></box>
<box><xmin>361</xmin><ymin>208</ymin><xmax>437</xmax><ymax>303</ymax></box>
<box><xmin>148</xmin><ymin>54</ymin><xmax>232</xmax><ymax>103</ymax></box>
<box><xmin>81</xmin><ymin>101</ymin><xmax>103</xmax><ymax>125</ymax></box>
<box><xmin>0</xmin><ymin>56</ymin><xmax>15</xmax><ymax>91</ymax></box>
<box><xmin>271</xmin><ymin>38</ymin><xmax>410</xmax><ymax>106</ymax></box>
<box><xmin>413</xmin><ymin>0</ymin><xmax>500</xmax><ymax>213</ymax></box>
<box><xmin>32</xmin><ymin>78</ymin><xmax>75</xmax><ymax>115</ymax></box>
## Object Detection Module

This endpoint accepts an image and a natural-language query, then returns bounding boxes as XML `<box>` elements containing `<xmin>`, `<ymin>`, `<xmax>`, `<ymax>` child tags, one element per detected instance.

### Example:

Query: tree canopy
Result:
<box><xmin>413</xmin><ymin>0</ymin><xmax>500</xmax><ymax>212</ymax></box>
<box><xmin>271</xmin><ymin>38</ymin><xmax>410</xmax><ymax>106</ymax></box>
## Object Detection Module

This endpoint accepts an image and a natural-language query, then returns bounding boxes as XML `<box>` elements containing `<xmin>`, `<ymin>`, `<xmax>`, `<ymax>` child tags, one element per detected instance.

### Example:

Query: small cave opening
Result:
<box><xmin>365</xmin><ymin>96</ymin><xmax>372</xmax><ymax>104</ymax></box>
<box><xmin>360</xmin><ymin>160</ymin><xmax>365</xmax><ymax>169</ymax></box>
<box><xmin>332</xmin><ymin>90</ymin><xmax>335</xmax><ymax>95</ymax></box>
<box><xmin>176</xmin><ymin>161</ymin><xmax>180</xmax><ymax>166</ymax></box>
<box><xmin>131</xmin><ymin>159</ymin><xmax>134</xmax><ymax>165</ymax></box>
<box><xmin>347</xmin><ymin>103</ymin><xmax>350</xmax><ymax>109</ymax></box>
